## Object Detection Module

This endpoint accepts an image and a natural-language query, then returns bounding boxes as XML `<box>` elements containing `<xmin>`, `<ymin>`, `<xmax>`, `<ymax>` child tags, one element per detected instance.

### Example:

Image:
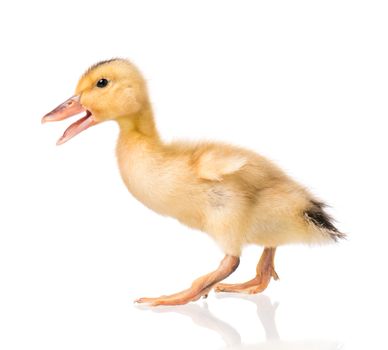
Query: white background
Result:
<box><xmin>1</xmin><ymin>1</ymin><xmax>387</xmax><ymax>349</ymax></box>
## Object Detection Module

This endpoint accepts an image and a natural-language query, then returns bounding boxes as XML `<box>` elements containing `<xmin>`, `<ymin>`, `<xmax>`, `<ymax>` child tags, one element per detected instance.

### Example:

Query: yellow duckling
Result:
<box><xmin>42</xmin><ymin>59</ymin><xmax>344</xmax><ymax>306</ymax></box>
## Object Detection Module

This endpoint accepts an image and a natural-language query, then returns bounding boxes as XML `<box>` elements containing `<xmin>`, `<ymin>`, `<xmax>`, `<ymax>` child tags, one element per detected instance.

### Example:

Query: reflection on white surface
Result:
<box><xmin>140</xmin><ymin>294</ymin><xmax>341</xmax><ymax>350</ymax></box>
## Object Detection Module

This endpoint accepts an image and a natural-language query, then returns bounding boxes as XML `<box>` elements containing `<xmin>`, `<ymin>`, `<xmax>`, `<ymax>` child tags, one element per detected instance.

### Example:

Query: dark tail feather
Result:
<box><xmin>304</xmin><ymin>200</ymin><xmax>346</xmax><ymax>242</ymax></box>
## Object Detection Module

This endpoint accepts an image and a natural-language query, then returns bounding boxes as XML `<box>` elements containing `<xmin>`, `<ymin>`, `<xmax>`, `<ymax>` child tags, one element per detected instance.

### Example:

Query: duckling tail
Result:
<box><xmin>304</xmin><ymin>200</ymin><xmax>346</xmax><ymax>242</ymax></box>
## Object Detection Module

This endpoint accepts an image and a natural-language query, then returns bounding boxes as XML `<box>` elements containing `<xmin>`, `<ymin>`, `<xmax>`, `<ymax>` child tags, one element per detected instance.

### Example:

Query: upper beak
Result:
<box><xmin>42</xmin><ymin>95</ymin><xmax>96</xmax><ymax>145</ymax></box>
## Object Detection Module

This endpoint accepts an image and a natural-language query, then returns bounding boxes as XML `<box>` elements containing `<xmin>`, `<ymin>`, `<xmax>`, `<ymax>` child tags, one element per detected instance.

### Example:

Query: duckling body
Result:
<box><xmin>116</xmin><ymin>112</ymin><xmax>336</xmax><ymax>257</ymax></box>
<box><xmin>42</xmin><ymin>58</ymin><xmax>344</xmax><ymax>305</ymax></box>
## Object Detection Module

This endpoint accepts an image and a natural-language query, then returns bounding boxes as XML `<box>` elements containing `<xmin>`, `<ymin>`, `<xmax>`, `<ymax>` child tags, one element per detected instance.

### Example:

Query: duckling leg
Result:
<box><xmin>135</xmin><ymin>255</ymin><xmax>240</xmax><ymax>306</ymax></box>
<box><xmin>214</xmin><ymin>247</ymin><xmax>278</xmax><ymax>294</ymax></box>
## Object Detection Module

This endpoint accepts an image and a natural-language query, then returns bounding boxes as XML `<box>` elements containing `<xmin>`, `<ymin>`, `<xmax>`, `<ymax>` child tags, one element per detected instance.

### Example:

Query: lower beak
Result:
<box><xmin>42</xmin><ymin>95</ymin><xmax>96</xmax><ymax>145</ymax></box>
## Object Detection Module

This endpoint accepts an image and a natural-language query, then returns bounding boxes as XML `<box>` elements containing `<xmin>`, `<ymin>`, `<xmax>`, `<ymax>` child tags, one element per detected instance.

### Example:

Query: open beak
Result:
<box><xmin>42</xmin><ymin>95</ymin><xmax>96</xmax><ymax>145</ymax></box>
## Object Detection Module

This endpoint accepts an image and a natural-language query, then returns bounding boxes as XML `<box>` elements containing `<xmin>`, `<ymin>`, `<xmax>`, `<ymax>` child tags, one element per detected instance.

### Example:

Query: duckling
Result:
<box><xmin>42</xmin><ymin>59</ymin><xmax>345</xmax><ymax>306</ymax></box>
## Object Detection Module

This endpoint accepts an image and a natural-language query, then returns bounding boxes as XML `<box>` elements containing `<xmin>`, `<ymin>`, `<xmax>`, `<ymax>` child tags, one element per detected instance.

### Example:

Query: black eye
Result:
<box><xmin>96</xmin><ymin>78</ymin><xmax>109</xmax><ymax>88</ymax></box>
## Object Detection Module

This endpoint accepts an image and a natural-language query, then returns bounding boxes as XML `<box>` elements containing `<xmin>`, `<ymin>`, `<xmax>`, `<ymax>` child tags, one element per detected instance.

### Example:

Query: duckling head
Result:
<box><xmin>42</xmin><ymin>59</ymin><xmax>149</xmax><ymax>145</ymax></box>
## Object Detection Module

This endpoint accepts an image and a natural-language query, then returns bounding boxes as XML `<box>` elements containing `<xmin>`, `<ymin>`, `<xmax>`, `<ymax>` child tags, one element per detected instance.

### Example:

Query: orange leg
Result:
<box><xmin>215</xmin><ymin>247</ymin><xmax>279</xmax><ymax>294</ymax></box>
<box><xmin>135</xmin><ymin>255</ymin><xmax>240</xmax><ymax>306</ymax></box>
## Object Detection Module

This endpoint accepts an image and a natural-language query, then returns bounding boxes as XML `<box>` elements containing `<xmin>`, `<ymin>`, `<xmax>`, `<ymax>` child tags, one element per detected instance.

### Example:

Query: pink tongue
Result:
<box><xmin>57</xmin><ymin>112</ymin><xmax>95</xmax><ymax>145</ymax></box>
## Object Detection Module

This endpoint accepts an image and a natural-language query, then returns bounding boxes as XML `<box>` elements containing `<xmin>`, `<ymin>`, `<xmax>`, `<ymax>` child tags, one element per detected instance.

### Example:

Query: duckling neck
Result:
<box><xmin>117</xmin><ymin>105</ymin><xmax>161</xmax><ymax>144</ymax></box>
<box><xmin>116</xmin><ymin>106</ymin><xmax>167</xmax><ymax>213</ymax></box>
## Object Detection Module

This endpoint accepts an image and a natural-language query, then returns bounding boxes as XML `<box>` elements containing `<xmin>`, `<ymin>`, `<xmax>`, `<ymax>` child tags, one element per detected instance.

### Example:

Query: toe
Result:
<box><xmin>135</xmin><ymin>297</ymin><xmax>156</xmax><ymax>304</ymax></box>
<box><xmin>214</xmin><ymin>283</ymin><xmax>233</xmax><ymax>293</ymax></box>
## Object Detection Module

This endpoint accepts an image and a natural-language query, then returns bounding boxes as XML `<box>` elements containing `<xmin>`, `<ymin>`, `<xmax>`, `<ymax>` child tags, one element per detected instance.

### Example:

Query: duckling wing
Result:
<box><xmin>196</xmin><ymin>149</ymin><xmax>247</xmax><ymax>181</ymax></box>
